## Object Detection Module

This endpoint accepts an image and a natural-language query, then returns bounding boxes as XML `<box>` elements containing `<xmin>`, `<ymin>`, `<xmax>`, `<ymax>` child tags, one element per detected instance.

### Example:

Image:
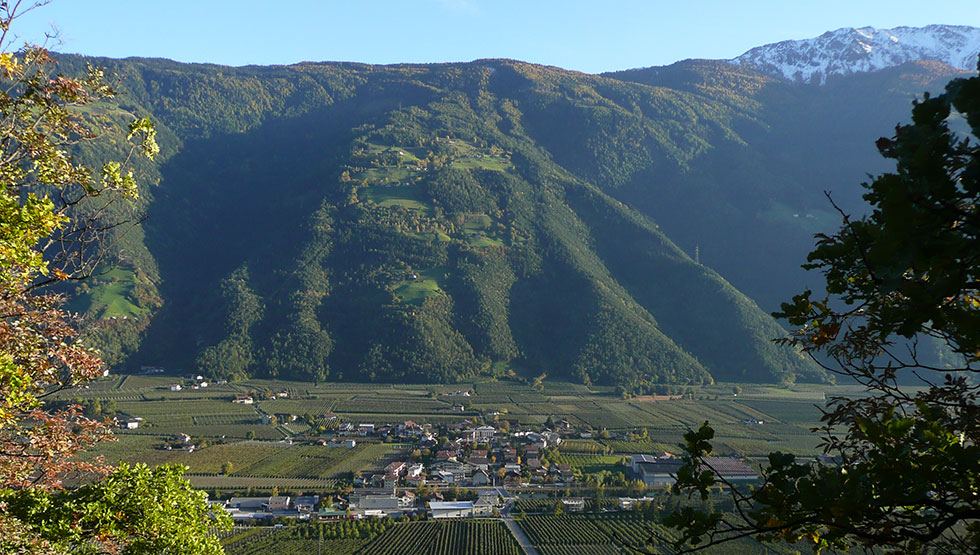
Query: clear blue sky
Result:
<box><xmin>13</xmin><ymin>0</ymin><xmax>980</xmax><ymax>73</ymax></box>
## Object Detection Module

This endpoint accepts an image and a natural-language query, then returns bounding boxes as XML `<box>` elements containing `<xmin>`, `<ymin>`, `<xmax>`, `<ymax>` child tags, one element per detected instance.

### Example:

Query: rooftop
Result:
<box><xmin>429</xmin><ymin>501</ymin><xmax>474</xmax><ymax>510</ymax></box>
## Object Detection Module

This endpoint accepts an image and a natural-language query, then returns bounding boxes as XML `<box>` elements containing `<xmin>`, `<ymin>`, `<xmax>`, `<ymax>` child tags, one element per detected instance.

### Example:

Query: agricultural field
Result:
<box><xmin>518</xmin><ymin>513</ymin><xmax>795</xmax><ymax>555</ymax></box>
<box><xmin>551</xmin><ymin>454</ymin><xmax>623</xmax><ymax>474</ymax></box>
<box><xmin>518</xmin><ymin>513</ymin><xmax>667</xmax><ymax>553</ymax></box>
<box><xmin>359</xmin><ymin>520</ymin><xmax>521</xmax><ymax>555</ymax></box>
<box><xmin>69</xmin><ymin>374</ymin><xmax>859</xmax><ymax>492</ymax></box>
<box><xmin>225</xmin><ymin>519</ymin><xmax>390</xmax><ymax>554</ymax></box>
<box><xmin>227</xmin><ymin>519</ymin><xmax>521</xmax><ymax>555</ymax></box>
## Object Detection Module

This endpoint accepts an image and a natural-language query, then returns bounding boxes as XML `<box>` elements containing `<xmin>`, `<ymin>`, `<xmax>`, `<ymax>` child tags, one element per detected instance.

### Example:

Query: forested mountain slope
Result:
<box><xmin>53</xmin><ymin>52</ymin><xmax>964</xmax><ymax>389</ymax></box>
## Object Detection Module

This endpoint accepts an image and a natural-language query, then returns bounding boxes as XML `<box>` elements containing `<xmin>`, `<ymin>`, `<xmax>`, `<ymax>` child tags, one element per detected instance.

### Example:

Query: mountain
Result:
<box><xmin>52</xmin><ymin>30</ymin><xmax>972</xmax><ymax>389</ymax></box>
<box><xmin>731</xmin><ymin>24</ymin><xmax>980</xmax><ymax>83</ymax></box>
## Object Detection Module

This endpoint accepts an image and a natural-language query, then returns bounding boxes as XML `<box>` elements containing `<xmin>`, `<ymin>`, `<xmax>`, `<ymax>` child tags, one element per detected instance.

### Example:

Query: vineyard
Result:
<box><xmin>359</xmin><ymin>520</ymin><xmax>521</xmax><ymax>555</ymax></box>
<box><xmin>74</xmin><ymin>374</ymin><xmax>847</xmax><ymax>494</ymax></box>
<box><xmin>518</xmin><ymin>513</ymin><xmax>671</xmax><ymax>553</ymax></box>
<box><xmin>224</xmin><ymin>519</ymin><xmax>390</xmax><ymax>554</ymax></box>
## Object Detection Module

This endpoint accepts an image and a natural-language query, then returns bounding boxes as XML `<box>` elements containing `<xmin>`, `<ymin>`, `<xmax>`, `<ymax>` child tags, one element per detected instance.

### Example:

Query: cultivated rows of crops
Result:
<box><xmin>518</xmin><ymin>513</ymin><xmax>669</xmax><ymax>551</ymax></box>
<box><xmin>359</xmin><ymin>520</ymin><xmax>521</xmax><ymax>555</ymax></box>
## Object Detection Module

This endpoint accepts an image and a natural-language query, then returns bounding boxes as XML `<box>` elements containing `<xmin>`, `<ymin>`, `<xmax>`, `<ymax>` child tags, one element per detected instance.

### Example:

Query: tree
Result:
<box><xmin>0</xmin><ymin>3</ymin><xmax>227</xmax><ymax>551</ymax></box>
<box><xmin>665</xmin><ymin>60</ymin><xmax>980</xmax><ymax>553</ymax></box>
<box><xmin>2</xmin><ymin>464</ymin><xmax>229</xmax><ymax>554</ymax></box>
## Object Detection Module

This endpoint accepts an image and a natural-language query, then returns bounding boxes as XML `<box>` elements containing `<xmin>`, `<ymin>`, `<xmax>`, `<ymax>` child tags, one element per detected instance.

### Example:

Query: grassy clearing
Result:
<box><xmin>361</xmin><ymin>185</ymin><xmax>430</xmax><ymax>212</ymax></box>
<box><xmin>68</xmin><ymin>267</ymin><xmax>147</xmax><ymax>318</ymax></box>
<box><xmin>451</xmin><ymin>154</ymin><xmax>513</xmax><ymax>171</ymax></box>
<box><xmin>392</xmin><ymin>267</ymin><xmax>446</xmax><ymax>304</ymax></box>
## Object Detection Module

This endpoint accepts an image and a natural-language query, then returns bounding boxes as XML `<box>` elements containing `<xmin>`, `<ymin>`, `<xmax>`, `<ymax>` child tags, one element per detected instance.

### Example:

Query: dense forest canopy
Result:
<box><xmin>52</xmin><ymin>53</ymin><xmax>969</xmax><ymax>389</ymax></box>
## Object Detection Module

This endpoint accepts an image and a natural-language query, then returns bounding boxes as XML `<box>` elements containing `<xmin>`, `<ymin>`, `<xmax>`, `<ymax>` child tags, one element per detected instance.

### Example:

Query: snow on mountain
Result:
<box><xmin>731</xmin><ymin>25</ymin><xmax>980</xmax><ymax>84</ymax></box>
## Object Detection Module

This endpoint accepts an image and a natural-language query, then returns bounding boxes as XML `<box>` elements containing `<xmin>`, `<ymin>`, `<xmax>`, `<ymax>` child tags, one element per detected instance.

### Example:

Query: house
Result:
<box><xmin>169</xmin><ymin>384</ymin><xmax>182</xmax><ymax>392</ymax></box>
<box><xmin>385</xmin><ymin>461</ymin><xmax>407</xmax><ymax>476</ymax></box>
<box><xmin>232</xmin><ymin>395</ymin><xmax>253</xmax><ymax>404</ymax></box>
<box><xmin>406</xmin><ymin>463</ymin><xmax>424</xmax><ymax>478</ymax></box>
<box><xmin>473</xmin><ymin>425</ymin><xmax>495</xmax><ymax>442</ymax></box>
<box><xmin>556</xmin><ymin>464</ymin><xmax>573</xmax><ymax>481</ymax></box>
<box><xmin>504</xmin><ymin>463</ymin><xmax>521</xmax><ymax>474</ymax></box>
<box><xmin>177</xmin><ymin>433</ymin><xmax>192</xmax><ymax>444</ymax></box>
<box><xmin>561</xmin><ymin>498</ymin><xmax>586</xmax><ymax>513</ymax></box>
<box><xmin>473</xmin><ymin>495</ymin><xmax>495</xmax><ymax>516</ymax></box>
<box><xmin>123</xmin><ymin>417</ymin><xmax>142</xmax><ymax>430</ymax></box>
<box><xmin>265</xmin><ymin>496</ymin><xmax>291</xmax><ymax>512</ymax></box>
<box><xmin>451</xmin><ymin>404</ymin><xmax>465</xmax><ymax>412</ymax></box>
<box><xmin>397</xmin><ymin>490</ymin><xmax>416</xmax><ymax>508</ymax></box>
<box><xmin>430</xmin><ymin>501</ymin><xmax>474</xmax><ymax>519</ymax></box>
<box><xmin>524</xmin><ymin>431</ymin><xmax>559</xmax><ymax>449</ymax></box>
<box><xmin>383</xmin><ymin>474</ymin><xmax>398</xmax><ymax>489</ymax></box>
<box><xmin>435</xmin><ymin>450</ymin><xmax>457</xmax><ymax>461</ymax></box>
<box><xmin>526</xmin><ymin>458</ymin><xmax>542</xmax><ymax>470</ymax></box>
<box><xmin>344</xmin><ymin>439</ymin><xmax>357</xmax><ymax>448</ymax></box>
<box><xmin>471</xmin><ymin>469</ymin><xmax>491</xmax><ymax>486</ymax></box>
<box><xmin>293</xmin><ymin>496</ymin><xmax>319</xmax><ymax>513</ymax></box>
<box><xmin>358</xmin><ymin>423</ymin><xmax>375</xmax><ymax>436</ymax></box>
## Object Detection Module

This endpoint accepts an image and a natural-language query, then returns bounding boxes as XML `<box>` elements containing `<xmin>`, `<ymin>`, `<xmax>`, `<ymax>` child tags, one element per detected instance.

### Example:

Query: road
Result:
<box><xmin>502</xmin><ymin>514</ymin><xmax>538</xmax><ymax>555</ymax></box>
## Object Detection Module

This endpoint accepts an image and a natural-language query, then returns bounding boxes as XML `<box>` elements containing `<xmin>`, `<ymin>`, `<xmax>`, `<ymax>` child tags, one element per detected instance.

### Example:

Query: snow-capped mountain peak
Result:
<box><xmin>731</xmin><ymin>25</ymin><xmax>980</xmax><ymax>84</ymax></box>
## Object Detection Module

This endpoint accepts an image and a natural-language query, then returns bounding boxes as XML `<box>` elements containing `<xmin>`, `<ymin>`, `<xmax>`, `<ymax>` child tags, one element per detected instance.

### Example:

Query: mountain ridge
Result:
<box><xmin>53</xmin><ymin>34</ymin><xmax>970</xmax><ymax>388</ymax></box>
<box><xmin>730</xmin><ymin>24</ymin><xmax>980</xmax><ymax>84</ymax></box>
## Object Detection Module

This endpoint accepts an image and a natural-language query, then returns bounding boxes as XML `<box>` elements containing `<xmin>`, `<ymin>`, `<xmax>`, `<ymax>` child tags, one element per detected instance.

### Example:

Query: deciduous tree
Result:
<box><xmin>0</xmin><ymin>2</ymin><xmax>228</xmax><ymax>552</ymax></box>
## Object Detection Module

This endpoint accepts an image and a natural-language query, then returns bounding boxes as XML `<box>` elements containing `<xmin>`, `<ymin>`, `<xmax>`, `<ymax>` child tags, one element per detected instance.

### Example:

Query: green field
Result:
<box><xmin>361</xmin><ymin>184</ymin><xmax>430</xmax><ymax>211</ymax></box>
<box><xmin>69</xmin><ymin>375</ymin><xmax>857</xmax><ymax>491</ymax></box>
<box><xmin>450</xmin><ymin>155</ymin><xmax>512</xmax><ymax>171</ymax></box>
<box><xmin>68</xmin><ymin>267</ymin><xmax>148</xmax><ymax>318</ymax></box>
<box><xmin>392</xmin><ymin>267</ymin><xmax>447</xmax><ymax>304</ymax></box>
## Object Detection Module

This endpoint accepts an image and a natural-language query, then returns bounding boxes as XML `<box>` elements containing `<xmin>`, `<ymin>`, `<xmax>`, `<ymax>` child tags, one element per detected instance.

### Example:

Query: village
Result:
<box><xmin>203</xmin><ymin>407</ymin><xmax>758</xmax><ymax>523</ymax></box>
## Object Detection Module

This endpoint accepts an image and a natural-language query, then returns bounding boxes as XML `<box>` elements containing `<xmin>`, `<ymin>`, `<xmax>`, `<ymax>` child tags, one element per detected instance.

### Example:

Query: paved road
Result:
<box><xmin>502</xmin><ymin>514</ymin><xmax>538</xmax><ymax>555</ymax></box>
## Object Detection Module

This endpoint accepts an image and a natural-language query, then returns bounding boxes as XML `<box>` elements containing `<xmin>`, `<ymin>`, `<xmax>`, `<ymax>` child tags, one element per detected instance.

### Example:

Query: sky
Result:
<box><xmin>12</xmin><ymin>0</ymin><xmax>980</xmax><ymax>74</ymax></box>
